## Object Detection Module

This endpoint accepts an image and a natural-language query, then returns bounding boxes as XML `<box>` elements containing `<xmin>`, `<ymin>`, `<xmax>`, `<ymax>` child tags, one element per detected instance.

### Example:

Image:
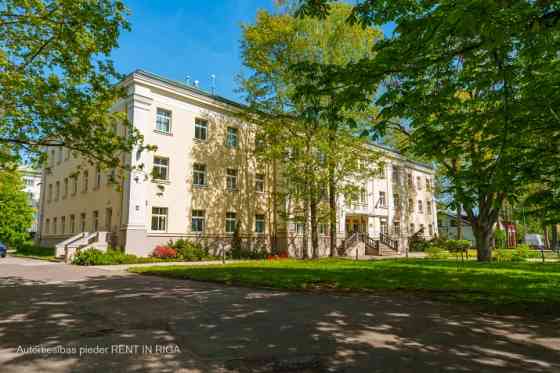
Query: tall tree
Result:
<box><xmin>240</xmin><ymin>4</ymin><xmax>382</xmax><ymax>256</ymax></box>
<box><xmin>294</xmin><ymin>0</ymin><xmax>560</xmax><ymax>261</ymax></box>
<box><xmin>0</xmin><ymin>169</ymin><xmax>34</xmax><ymax>247</ymax></box>
<box><xmin>0</xmin><ymin>0</ymin><xmax>145</xmax><ymax>170</ymax></box>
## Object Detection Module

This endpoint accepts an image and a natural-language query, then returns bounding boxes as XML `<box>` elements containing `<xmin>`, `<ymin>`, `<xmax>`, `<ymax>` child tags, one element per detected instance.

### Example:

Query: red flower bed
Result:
<box><xmin>152</xmin><ymin>246</ymin><xmax>177</xmax><ymax>259</ymax></box>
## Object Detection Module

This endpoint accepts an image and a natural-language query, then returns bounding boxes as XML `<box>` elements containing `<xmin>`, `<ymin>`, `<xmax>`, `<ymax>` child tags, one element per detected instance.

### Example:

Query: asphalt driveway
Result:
<box><xmin>0</xmin><ymin>256</ymin><xmax>559</xmax><ymax>372</ymax></box>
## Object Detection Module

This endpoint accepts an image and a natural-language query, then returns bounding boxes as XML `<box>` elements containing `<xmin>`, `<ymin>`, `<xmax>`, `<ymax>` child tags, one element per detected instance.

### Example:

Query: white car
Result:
<box><xmin>525</xmin><ymin>234</ymin><xmax>545</xmax><ymax>250</ymax></box>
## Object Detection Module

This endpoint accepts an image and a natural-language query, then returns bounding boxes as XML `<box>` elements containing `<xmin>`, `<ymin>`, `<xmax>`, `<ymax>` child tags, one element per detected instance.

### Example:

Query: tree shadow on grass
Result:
<box><xmin>0</xmin><ymin>271</ymin><xmax>559</xmax><ymax>372</ymax></box>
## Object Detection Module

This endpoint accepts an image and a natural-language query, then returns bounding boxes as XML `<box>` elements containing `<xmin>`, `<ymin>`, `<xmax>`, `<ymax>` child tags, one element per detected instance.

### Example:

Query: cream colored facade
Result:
<box><xmin>37</xmin><ymin>70</ymin><xmax>437</xmax><ymax>257</ymax></box>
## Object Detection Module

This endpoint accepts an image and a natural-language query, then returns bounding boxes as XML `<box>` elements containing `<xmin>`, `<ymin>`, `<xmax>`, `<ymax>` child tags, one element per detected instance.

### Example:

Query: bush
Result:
<box><xmin>426</xmin><ymin>246</ymin><xmax>449</xmax><ymax>259</ymax></box>
<box><xmin>267</xmin><ymin>250</ymin><xmax>289</xmax><ymax>260</ymax></box>
<box><xmin>72</xmin><ymin>248</ymin><xmax>140</xmax><ymax>266</ymax></box>
<box><xmin>152</xmin><ymin>246</ymin><xmax>177</xmax><ymax>259</ymax></box>
<box><xmin>168</xmin><ymin>239</ymin><xmax>212</xmax><ymax>261</ymax></box>
<box><xmin>14</xmin><ymin>243</ymin><xmax>55</xmax><ymax>258</ymax></box>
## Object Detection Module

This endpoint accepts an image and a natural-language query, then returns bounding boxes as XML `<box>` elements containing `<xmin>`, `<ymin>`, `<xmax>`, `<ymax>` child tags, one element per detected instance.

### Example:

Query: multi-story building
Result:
<box><xmin>19</xmin><ymin>166</ymin><xmax>42</xmax><ymax>237</ymax></box>
<box><xmin>37</xmin><ymin>70</ymin><xmax>437</xmax><ymax>257</ymax></box>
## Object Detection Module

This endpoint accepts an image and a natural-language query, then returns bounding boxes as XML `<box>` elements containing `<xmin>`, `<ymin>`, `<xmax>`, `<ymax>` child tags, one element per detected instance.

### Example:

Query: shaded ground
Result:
<box><xmin>1</xmin><ymin>257</ymin><xmax>559</xmax><ymax>372</ymax></box>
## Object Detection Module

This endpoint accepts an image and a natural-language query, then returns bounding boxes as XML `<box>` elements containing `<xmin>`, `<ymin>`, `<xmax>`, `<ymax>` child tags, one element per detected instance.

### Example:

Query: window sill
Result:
<box><xmin>152</xmin><ymin>179</ymin><xmax>171</xmax><ymax>185</ymax></box>
<box><xmin>193</xmin><ymin>138</ymin><xmax>208</xmax><ymax>143</ymax></box>
<box><xmin>193</xmin><ymin>184</ymin><xmax>208</xmax><ymax>189</ymax></box>
<box><xmin>153</xmin><ymin>129</ymin><xmax>173</xmax><ymax>136</ymax></box>
<box><xmin>226</xmin><ymin>188</ymin><xmax>238</xmax><ymax>192</ymax></box>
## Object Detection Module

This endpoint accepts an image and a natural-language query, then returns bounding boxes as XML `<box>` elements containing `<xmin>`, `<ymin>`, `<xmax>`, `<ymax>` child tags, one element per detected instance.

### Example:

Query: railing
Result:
<box><xmin>380</xmin><ymin>232</ymin><xmax>399</xmax><ymax>251</ymax></box>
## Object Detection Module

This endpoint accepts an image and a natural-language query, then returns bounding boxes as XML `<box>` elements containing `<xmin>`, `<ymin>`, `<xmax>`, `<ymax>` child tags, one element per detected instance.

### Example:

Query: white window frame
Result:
<box><xmin>194</xmin><ymin>118</ymin><xmax>208</xmax><ymax>141</ymax></box>
<box><xmin>225</xmin><ymin>212</ymin><xmax>237</xmax><ymax>234</ymax></box>
<box><xmin>255</xmin><ymin>173</ymin><xmax>265</xmax><ymax>193</ymax></box>
<box><xmin>156</xmin><ymin>108</ymin><xmax>172</xmax><ymax>133</ymax></box>
<box><xmin>226</xmin><ymin>127</ymin><xmax>238</xmax><ymax>148</ymax></box>
<box><xmin>153</xmin><ymin>156</ymin><xmax>169</xmax><ymax>181</ymax></box>
<box><xmin>378</xmin><ymin>191</ymin><xmax>386</xmax><ymax>208</ymax></box>
<box><xmin>191</xmin><ymin>209</ymin><xmax>205</xmax><ymax>233</ymax></box>
<box><xmin>226</xmin><ymin>168</ymin><xmax>238</xmax><ymax>191</ymax></box>
<box><xmin>193</xmin><ymin>163</ymin><xmax>207</xmax><ymax>187</ymax></box>
<box><xmin>151</xmin><ymin>207</ymin><xmax>168</xmax><ymax>232</ymax></box>
<box><xmin>255</xmin><ymin>214</ymin><xmax>265</xmax><ymax>233</ymax></box>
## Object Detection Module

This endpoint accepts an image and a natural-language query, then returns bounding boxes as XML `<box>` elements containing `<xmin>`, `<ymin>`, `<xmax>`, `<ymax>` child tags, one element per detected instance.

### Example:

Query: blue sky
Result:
<box><xmin>112</xmin><ymin>1</ymin><xmax>393</xmax><ymax>102</ymax></box>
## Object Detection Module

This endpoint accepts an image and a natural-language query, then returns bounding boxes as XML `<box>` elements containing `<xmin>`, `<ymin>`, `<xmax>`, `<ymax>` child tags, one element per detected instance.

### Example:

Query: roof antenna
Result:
<box><xmin>186</xmin><ymin>75</ymin><xmax>191</xmax><ymax>85</ymax></box>
<box><xmin>210</xmin><ymin>74</ymin><xmax>216</xmax><ymax>95</ymax></box>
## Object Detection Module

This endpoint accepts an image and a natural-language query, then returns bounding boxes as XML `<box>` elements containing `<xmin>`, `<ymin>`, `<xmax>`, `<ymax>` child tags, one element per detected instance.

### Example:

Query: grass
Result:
<box><xmin>130</xmin><ymin>258</ymin><xmax>560</xmax><ymax>311</ymax></box>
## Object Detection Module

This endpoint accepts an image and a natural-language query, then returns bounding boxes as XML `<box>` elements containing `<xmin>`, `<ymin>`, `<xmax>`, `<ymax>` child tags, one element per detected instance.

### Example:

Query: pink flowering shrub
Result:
<box><xmin>152</xmin><ymin>246</ymin><xmax>177</xmax><ymax>259</ymax></box>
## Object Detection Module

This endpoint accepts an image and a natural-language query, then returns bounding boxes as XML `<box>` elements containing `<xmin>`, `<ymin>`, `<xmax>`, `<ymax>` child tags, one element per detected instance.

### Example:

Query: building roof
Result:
<box><xmin>128</xmin><ymin>69</ymin><xmax>435</xmax><ymax>172</ymax></box>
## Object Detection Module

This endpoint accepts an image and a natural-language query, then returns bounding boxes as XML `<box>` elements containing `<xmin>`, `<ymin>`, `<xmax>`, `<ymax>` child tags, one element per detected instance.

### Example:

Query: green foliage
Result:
<box><xmin>293</xmin><ymin>0</ymin><xmax>560</xmax><ymax>261</ymax></box>
<box><xmin>0</xmin><ymin>170</ymin><xmax>34</xmax><ymax>247</ymax></box>
<box><xmin>0</xmin><ymin>0</ymin><xmax>145</xmax><ymax>169</ymax></box>
<box><xmin>72</xmin><ymin>248</ymin><xmax>182</xmax><ymax>266</ymax></box>
<box><xmin>493</xmin><ymin>245</ymin><xmax>540</xmax><ymax>262</ymax></box>
<box><xmin>168</xmin><ymin>239</ymin><xmax>214</xmax><ymax>261</ymax></box>
<box><xmin>426</xmin><ymin>246</ymin><xmax>449</xmax><ymax>260</ymax></box>
<box><xmin>495</xmin><ymin>230</ymin><xmax>507</xmax><ymax>249</ymax></box>
<box><xmin>14</xmin><ymin>243</ymin><xmax>54</xmax><ymax>258</ymax></box>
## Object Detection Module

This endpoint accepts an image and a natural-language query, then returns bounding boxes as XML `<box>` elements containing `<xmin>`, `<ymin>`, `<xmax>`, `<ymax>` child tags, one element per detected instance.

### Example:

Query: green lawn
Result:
<box><xmin>130</xmin><ymin>258</ymin><xmax>560</xmax><ymax>309</ymax></box>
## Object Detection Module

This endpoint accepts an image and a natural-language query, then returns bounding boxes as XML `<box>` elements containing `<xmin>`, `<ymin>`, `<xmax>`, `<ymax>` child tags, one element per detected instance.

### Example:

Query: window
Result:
<box><xmin>392</xmin><ymin>166</ymin><xmax>400</xmax><ymax>184</ymax></box>
<box><xmin>45</xmin><ymin>219</ymin><xmax>50</xmax><ymax>234</ymax></box>
<box><xmin>156</xmin><ymin>108</ymin><xmax>171</xmax><ymax>133</ymax></box>
<box><xmin>105</xmin><ymin>208</ymin><xmax>112</xmax><ymax>231</ymax></box>
<box><xmin>24</xmin><ymin>178</ymin><xmax>33</xmax><ymax>186</ymax></box>
<box><xmin>408</xmin><ymin>198</ymin><xmax>414</xmax><ymax>212</ymax></box>
<box><xmin>50</xmin><ymin>149</ymin><xmax>55</xmax><ymax>166</ymax></box>
<box><xmin>225</xmin><ymin>212</ymin><xmax>237</xmax><ymax>234</ymax></box>
<box><xmin>226</xmin><ymin>127</ymin><xmax>238</xmax><ymax>148</ymax></box>
<box><xmin>427</xmin><ymin>201</ymin><xmax>432</xmax><ymax>215</ymax></box>
<box><xmin>378</xmin><ymin>191</ymin><xmax>386</xmax><ymax>208</ymax></box>
<box><xmin>61</xmin><ymin>216</ymin><xmax>66</xmax><ymax>234</ymax></box>
<box><xmin>153</xmin><ymin>156</ymin><xmax>169</xmax><ymax>181</ymax></box>
<box><xmin>420</xmin><ymin>224</ymin><xmax>425</xmax><ymax>234</ymax></box>
<box><xmin>47</xmin><ymin>184</ymin><xmax>52</xmax><ymax>203</ymax></box>
<box><xmin>57</xmin><ymin>147</ymin><xmax>63</xmax><ymax>164</ymax></box>
<box><xmin>95</xmin><ymin>166</ymin><xmax>102</xmax><ymax>188</ymax></box>
<box><xmin>410</xmin><ymin>223</ymin><xmax>415</xmax><ymax>233</ymax></box>
<box><xmin>226</xmin><ymin>168</ymin><xmax>238</xmax><ymax>190</ymax></box>
<box><xmin>72</xmin><ymin>175</ymin><xmax>78</xmax><ymax>195</ymax></box>
<box><xmin>193</xmin><ymin>163</ymin><xmax>207</xmax><ymax>186</ymax></box>
<box><xmin>359</xmin><ymin>187</ymin><xmax>367</xmax><ymax>205</ymax></box>
<box><xmin>255</xmin><ymin>173</ymin><xmax>265</xmax><ymax>193</ymax></box>
<box><xmin>393</xmin><ymin>194</ymin><xmax>401</xmax><ymax>209</ymax></box>
<box><xmin>65</xmin><ymin>148</ymin><xmax>70</xmax><ymax>160</ymax></box>
<box><xmin>151</xmin><ymin>207</ymin><xmax>168</xmax><ymax>231</ymax></box>
<box><xmin>55</xmin><ymin>181</ymin><xmax>60</xmax><ymax>201</ymax></box>
<box><xmin>393</xmin><ymin>221</ymin><xmax>401</xmax><ymax>235</ymax></box>
<box><xmin>255</xmin><ymin>134</ymin><xmax>265</xmax><ymax>152</ymax></box>
<box><xmin>407</xmin><ymin>173</ymin><xmax>413</xmax><ymax>187</ymax></box>
<box><xmin>255</xmin><ymin>214</ymin><xmax>265</xmax><ymax>233</ymax></box>
<box><xmin>194</xmin><ymin>118</ymin><xmax>208</xmax><ymax>140</ymax></box>
<box><xmin>428</xmin><ymin>224</ymin><xmax>433</xmax><ymax>236</ymax></box>
<box><xmin>418</xmin><ymin>200</ymin><xmax>423</xmax><ymax>213</ymax></box>
<box><xmin>107</xmin><ymin>168</ymin><xmax>116</xmax><ymax>184</ymax></box>
<box><xmin>80</xmin><ymin>213</ymin><xmax>86</xmax><ymax>232</ymax></box>
<box><xmin>63</xmin><ymin>178</ymin><xmax>68</xmax><ymax>198</ymax></box>
<box><xmin>92</xmin><ymin>210</ymin><xmax>99</xmax><ymax>231</ymax></box>
<box><xmin>295</xmin><ymin>222</ymin><xmax>304</xmax><ymax>235</ymax></box>
<box><xmin>377</xmin><ymin>164</ymin><xmax>386</xmax><ymax>178</ymax></box>
<box><xmin>319</xmin><ymin>223</ymin><xmax>328</xmax><ymax>235</ymax></box>
<box><xmin>191</xmin><ymin>210</ymin><xmax>205</xmax><ymax>232</ymax></box>
<box><xmin>69</xmin><ymin>215</ymin><xmax>75</xmax><ymax>234</ymax></box>
<box><xmin>426</xmin><ymin>177</ymin><xmax>432</xmax><ymax>191</ymax></box>
<box><xmin>380</xmin><ymin>219</ymin><xmax>388</xmax><ymax>235</ymax></box>
<box><xmin>82</xmin><ymin>171</ymin><xmax>88</xmax><ymax>192</ymax></box>
<box><xmin>53</xmin><ymin>217</ymin><xmax>57</xmax><ymax>234</ymax></box>
<box><xmin>416</xmin><ymin>176</ymin><xmax>422</xmax><ymax>190</ymax></box>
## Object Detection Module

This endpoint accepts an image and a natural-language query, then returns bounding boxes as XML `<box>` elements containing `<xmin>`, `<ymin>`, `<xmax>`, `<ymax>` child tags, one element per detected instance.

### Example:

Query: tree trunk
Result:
<box><xmin>302</xmin><ymin>194</ymin><xmax>310</xmax><ymax>259</ymax></box>
<box><xmin>310</xmin><ymin>195</ymin><xmax>319</xmax><ymax>258</ymax></box>
<box><xmin>543</xmin><ymin>223</ymin><xmax>550</xmax><ymax>250</ymax></box>
<box><xmin>328</xmin><ymin>166</ymin><xmax>337</xmax><ymax>257</ymax></box>
<box><xmin>473</xmin><ymin>223</ymin><xmax>494</xmax><ymax>261</ymax></box>
<box><xmin>457</xmin><ymin>204</ymin><xmax>463</xmax><ymax>240</ymax></box>
<box><xmin>551</xmin><ymin>224</ymin><xmax>558</xmax><ymax>251</ymax></box>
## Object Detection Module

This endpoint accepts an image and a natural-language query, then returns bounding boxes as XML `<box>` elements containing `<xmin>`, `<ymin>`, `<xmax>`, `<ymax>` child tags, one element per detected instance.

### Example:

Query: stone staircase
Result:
<box><xmin>340</xmin><ymin>233</ymin><xmax>400</xmax><ymax>257</ymax></box>
<box><xmin>55</xmin><ymin>231</ymin><xmax>110</xmax><ymax>263</ymax></box>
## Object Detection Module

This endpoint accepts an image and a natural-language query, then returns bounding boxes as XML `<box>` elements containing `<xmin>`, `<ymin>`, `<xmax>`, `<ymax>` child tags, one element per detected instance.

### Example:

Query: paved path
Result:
<box><xmin>1</xmin><ymin>256</ymin><xmax>559</xmax><ymax>373</ymax></box>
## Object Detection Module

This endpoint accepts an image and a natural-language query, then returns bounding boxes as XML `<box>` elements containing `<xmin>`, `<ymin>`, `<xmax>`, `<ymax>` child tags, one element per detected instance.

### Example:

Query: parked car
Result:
<box><xmin>525</xmin><ymin>234</ymin><xmax>545</xmax><ymax>250</ymax></box>
<box><xmin>0</xmin><ymin>242</ymin><xmax>6</xmax><ymax>258</ymax></box>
